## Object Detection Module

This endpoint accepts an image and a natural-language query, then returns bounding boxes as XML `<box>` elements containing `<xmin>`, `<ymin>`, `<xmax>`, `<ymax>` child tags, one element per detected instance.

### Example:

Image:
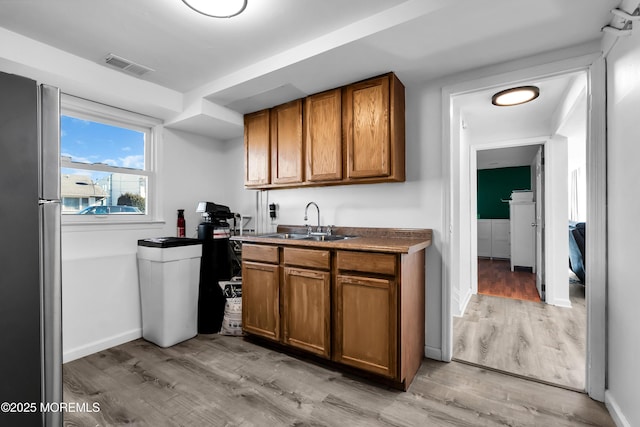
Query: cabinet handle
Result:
<box><xmin>247</xmin><ymin>263</ymin><xmax>278</xmax><ymax>272</ymax></box>
<box><xmin>339</xmin><ymin>276</ymin><xmax>390</xmax><ymax>288</ymax></box>
<box><xmin>287</xmin><ymin>268</ymin><xmax>324</xmax><ymax>280</ymax></box>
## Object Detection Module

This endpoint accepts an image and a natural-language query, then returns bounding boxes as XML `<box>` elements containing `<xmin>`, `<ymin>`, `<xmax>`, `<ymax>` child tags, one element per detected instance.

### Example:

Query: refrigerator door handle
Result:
<box><xmin>39</xmin><ymin>85</ymin><xmax>61</xmax><ymax>201</ymax></box>
<box><xmin>40</xmin><ymin>198</ymin><xmax>62</xmax><ymax>426</ymax></box>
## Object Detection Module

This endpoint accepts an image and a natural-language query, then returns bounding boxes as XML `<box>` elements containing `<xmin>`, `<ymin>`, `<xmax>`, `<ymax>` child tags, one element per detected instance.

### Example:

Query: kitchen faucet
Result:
<box><xmin>304</xmin><ymin>202</ymin><xmax>321</xmax><ymax>234</ymax></box>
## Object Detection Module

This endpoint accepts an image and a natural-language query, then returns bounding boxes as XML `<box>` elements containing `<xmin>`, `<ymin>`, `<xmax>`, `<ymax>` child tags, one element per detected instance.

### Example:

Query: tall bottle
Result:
<box><xmin>177</xmin><ymin>209</ymin><xmax>186</xmax><ymax>237</ymax></box>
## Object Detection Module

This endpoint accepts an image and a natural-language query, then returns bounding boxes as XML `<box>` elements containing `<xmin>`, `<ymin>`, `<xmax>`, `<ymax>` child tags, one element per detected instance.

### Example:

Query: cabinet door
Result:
<box><xmin>242</xmin><ymin>261</ymin><xmax>280</xmax><ymax>341</ymax></box>
<box><xmin>305</xmin><ymin>89</ymin><xmax>342</xmax><ymax>182</ymax></box>
<box><xmin>344</xmin><ymin>75</ymin><xmax>390</xmax><ymax>179</ymax></box>
<box><xmin>334</xmin><ymin>275</ymin><xmax>397</xmax><ymax>378</ymax></box>
<box><xmin>491</xmin><ymin>219</ymin><xmax>511</xmax><ymax>259</ymax></box>
<box><xmin>282</xmin><ymin>267</ymin><xmax>331</xmax><ymax>358</ymax></box>
<box><xmin>271</xmin><ymin>99</ymin><xmax>303</xmax><ymax>184</ymax></box>
<box><xmin>477</xmin><ymin>219</ymin><xmax>492</xmax><ymax>258</ymax></box>
<box><xmin>244</xmin><ymin>109</ymin><xmax>271</xmax><ymax>187</ymax></box>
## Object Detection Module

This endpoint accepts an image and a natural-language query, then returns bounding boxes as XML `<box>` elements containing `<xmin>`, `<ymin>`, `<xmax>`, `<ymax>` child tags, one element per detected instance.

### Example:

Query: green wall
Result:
<box><xmin>477</xmin><ymin>166</ymin><xmax>531</xmax><ymax>219</ymax></box>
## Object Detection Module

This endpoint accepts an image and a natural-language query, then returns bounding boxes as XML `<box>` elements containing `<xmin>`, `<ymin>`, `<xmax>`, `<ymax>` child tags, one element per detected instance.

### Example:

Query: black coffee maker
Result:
<box><xmin>196</xmin><ymin>202</ymin><xmax>234</xmax><ymax>334</ymax></box>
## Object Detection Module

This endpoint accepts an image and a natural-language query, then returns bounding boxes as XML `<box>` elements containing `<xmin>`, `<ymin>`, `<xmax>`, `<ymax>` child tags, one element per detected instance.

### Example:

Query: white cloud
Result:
<box><xmin>122</xmin><ymin>146</ymin><xmax>132</xmax><ymax>152</ymax></box>
<box><xmin>119</xmin><ymin>155</ymin><xmax>144</xmax><ymax>169</ymax></box>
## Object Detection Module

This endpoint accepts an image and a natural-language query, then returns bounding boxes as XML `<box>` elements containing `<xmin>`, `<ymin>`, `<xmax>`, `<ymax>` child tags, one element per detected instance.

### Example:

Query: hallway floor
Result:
<box><xmin>478</xmin><ymin>258</ymin><xmax>540</xmax><ymax>302</ymax></box>
<box><xmin>454</xmin><ymin>265</ymin><xmax>586</xmax><ymax>390</ymax></box>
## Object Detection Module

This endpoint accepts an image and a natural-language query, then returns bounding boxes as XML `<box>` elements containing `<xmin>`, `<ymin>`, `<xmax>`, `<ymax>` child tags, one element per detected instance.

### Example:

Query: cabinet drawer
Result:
<box><xmin>284</xmin><ymin>247</ymin><xmax>330</xmax><ymax>270</ymax></box>
<box><xmin>337</xmin><ymin>251</ymin><xmax>396</xmax><ymax>276</ymax></box>
<box><xmin>242</xmin><ymin>244</ymin><xmax>279</xmax><ymax>264</ymax></box>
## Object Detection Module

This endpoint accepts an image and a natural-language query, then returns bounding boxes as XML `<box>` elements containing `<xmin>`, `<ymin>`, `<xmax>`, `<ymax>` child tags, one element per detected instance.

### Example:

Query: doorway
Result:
<box><xmin>475</xmin><ymin>144</ymin><xmax>543</xmax><ymax>302</ymax></box>
<box><xmin>453</xmin><ymin>139</ymin><xmax>587</xmax><ymax>391</ymax></box>
<box><xmin>441</xmin><ymin>56</ymin><xmax>605</xmax><ymax>400</ymax></box>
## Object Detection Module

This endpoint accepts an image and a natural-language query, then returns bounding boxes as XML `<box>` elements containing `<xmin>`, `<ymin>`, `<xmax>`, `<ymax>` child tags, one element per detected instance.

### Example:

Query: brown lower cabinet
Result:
<box><xmin>282</xmin><ymin>267</ymin><xmax>331</xmax><ymax>358</ymax></box>
<box><xmin>334</xmin><ymin>274</ymin><xmax>397</xmax><ymax>378</ymax></box>
<box><xmin>241</xmin><ymin>261</ymin><xmax>280</xmax><ymax>341</ymax></box>
<box><xmin>241</xmin><ymin>243</ymin><xmax>425</xmax><ymax>390</ymax></box>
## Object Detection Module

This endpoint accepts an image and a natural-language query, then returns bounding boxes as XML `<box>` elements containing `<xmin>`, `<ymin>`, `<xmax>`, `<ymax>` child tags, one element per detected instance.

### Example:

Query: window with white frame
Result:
<box><xmin>61</xmin><ymin>95</ymin><xmax>159</xmax><ymax>222</ymax></box>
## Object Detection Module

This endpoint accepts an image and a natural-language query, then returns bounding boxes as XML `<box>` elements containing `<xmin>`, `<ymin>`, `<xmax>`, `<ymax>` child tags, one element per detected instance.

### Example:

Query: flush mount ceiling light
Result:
<box><xmin>491</xmin><ymin>86</ymin><xmax>540</xmax><ymax>106</ymax></box>
<box><xmin>182</xmin><ymin>0</ymin><xmax>247</xmax><ymax>18</ymax></box>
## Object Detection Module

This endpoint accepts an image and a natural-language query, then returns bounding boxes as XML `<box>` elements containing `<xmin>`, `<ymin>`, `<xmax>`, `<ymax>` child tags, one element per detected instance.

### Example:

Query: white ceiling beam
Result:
<box><xmin>184</xmin><ymin>0</ymin><xmax>453</xmax><ymax>104</ymax></box>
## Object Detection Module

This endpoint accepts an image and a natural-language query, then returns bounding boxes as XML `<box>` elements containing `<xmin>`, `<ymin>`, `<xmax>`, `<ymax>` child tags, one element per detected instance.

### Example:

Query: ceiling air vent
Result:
<box><xmin>104</xmin><ymin>53</ymin><xmax>154</xmax><ymax>77</ymax></box>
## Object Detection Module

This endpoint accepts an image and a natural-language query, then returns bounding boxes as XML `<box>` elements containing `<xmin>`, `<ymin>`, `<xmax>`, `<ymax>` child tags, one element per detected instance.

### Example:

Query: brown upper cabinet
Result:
<box><xmin>244</xmin><ymin>109</ymin><xmax>271</xmax><ymax>187</ymax></box>
<box><xmin>305</xmin><ymin>88</ymin><xmax>343</xmax><ymax>182</ymax></box>
<box><xmin>271</xmin><ymin>99</ymin><xmax>304</xmax><ymax>185</ymax></box>
<box><xmin>243</xmin><ymin>72</ymin><xmax>405</xmax><ymax>189</ymax></box>
<box><xmin>344</xmin><ymin>73</ymin><xmax>405</xmax><ymax>182</ymax></box>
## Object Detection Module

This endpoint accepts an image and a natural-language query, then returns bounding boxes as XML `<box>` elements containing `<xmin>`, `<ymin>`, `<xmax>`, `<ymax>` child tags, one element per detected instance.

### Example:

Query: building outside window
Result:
<box><xmin>61</xmin><ymin>173</ymin><xmax>107</xmax><ymax>213</ymax></box>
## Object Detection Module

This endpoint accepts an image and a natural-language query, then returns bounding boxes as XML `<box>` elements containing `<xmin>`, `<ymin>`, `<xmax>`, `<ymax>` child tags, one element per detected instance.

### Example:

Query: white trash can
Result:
<box><xmin>137</xmin><ymin>237</ymin><xmax>203</xmax><ymax>347</ymax></box>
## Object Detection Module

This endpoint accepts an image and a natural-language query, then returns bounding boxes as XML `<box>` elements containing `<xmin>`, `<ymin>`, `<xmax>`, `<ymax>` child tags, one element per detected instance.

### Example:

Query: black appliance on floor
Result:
<box><xmin>196</xmin><ymin>202</ymin><xmax>234</xmax><ymax>334</ymax></box>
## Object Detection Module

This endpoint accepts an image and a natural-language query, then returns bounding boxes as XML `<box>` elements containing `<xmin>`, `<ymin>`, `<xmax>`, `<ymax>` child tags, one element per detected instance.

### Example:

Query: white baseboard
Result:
<box><xmin>548</xmin><ymin>297</ymin><xmax>572</xmax><ymax>308</ymax></box>
<box><xmin>605</xmin><ymin>390</ymin><xmax>631</xmax><ymax>427</ymax></box>
<box><xmin>425</xmin><ymin>345</ymin><xmax>443</xmax><ymax>361</ymax></box>
<box><xmin>63</xmin><ymin>328</ymin><xmax>142</xmax><ymax>363</ymax></box>
<box><xmin>458</xmin><ymin>289</ymin><xmax>472</xmax><ymax>317</ymax></box>
<box><xmin>452</xmin><ymin>288</ymin><xmax>473</xmax><ymax>318</ymax></box>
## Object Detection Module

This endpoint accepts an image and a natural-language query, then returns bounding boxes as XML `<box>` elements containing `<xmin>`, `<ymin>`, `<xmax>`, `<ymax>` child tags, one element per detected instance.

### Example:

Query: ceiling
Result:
<box><xmin>477</xmin><ymin>145</ymin><xmax>541</xmax><ymax>170</ymax></box>
<box><xmin>0</xmin><ymin>0</ymin><xmax>621</xmax><ymax>139</ymax></box>
<box><xmin>461</xmin><ymin>71</ymin><xmax>586</xmax><ymax>169</ymax></box>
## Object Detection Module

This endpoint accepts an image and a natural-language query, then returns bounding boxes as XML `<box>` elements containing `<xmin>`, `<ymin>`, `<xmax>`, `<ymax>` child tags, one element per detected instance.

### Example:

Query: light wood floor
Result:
<box><xmin>454</xmin><ymin>277</ymin><xmax>586</xmax><ymax>390</ymax></box>
<box><xmin>478</xmin><ymin>258</ymin><xmax>540</xmax><ymax>302</ymax></box>
<box><xmin>63</xmin><ymin>334</ymin><xmax>611</xmax><ymax>426</ymax></box>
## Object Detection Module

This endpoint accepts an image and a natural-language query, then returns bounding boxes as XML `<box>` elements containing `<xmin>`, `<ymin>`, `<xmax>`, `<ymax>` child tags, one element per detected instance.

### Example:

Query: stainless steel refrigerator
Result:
<box><xmin>0</xmin><ymin>71</ymin><xmax>62</xmax><ymax>426</ymax></box>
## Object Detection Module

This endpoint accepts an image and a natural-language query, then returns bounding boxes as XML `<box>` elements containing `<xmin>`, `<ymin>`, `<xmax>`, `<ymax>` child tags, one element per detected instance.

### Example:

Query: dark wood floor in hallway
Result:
<box><xmin>478</xmin><ymin>258</ymin><xmax>540</xmax><ymax>302</ymax></box>
<box><xmin>63</xmin><ymin>335</ymin><xmax>611</xmax><ymax>426</ymax></box>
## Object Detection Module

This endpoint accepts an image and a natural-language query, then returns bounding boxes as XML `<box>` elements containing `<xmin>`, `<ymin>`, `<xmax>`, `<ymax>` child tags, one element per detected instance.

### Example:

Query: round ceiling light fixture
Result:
<box><xmin>491</xmin><ymin>85</ymin><xmax>540</xmax><ymax>106</ymax></box>
<box><xmin>182</xmin><ymin>0</ymin><xmax>248</xmax><ymax>18</ymax></box>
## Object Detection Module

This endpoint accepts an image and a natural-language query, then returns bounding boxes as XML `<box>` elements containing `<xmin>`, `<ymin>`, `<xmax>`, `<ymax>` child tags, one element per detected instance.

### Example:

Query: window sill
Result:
<box><xmin>62</xmin><ymin>220</ymin><xmax>166</xmax><ymax>233</ymax></box>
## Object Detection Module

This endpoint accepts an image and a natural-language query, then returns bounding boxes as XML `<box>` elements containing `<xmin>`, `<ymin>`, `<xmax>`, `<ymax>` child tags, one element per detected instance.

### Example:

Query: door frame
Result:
<box><xmin>441</xmin><ymin>54</ymin><xmax>607</xmax><ymax>401</ymax></box>
<box><xmin>534</xmin><ymin>146</ymin><xmax>545</xmax><ymax>300</ymax></box>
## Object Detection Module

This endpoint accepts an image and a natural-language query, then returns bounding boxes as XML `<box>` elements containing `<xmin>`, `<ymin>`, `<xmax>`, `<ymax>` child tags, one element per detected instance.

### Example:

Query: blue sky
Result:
<box><xmin>61</xmin><ymin>115</ymin><xmax>145</xmax><ymax>170</ymax></box>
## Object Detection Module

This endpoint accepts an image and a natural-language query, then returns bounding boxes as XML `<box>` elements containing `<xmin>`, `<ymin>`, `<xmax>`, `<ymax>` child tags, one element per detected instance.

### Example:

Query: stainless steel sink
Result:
<box><xmin>301</xmin><ymin>234</ymin><xmax>355</xmax><ymax>241</ymax></box>
<box><xmin>257</xmin><ymin>233</ymin><xmax>356</xmax><ymax>242</ymax></box>
<box><xmin>258</xmin><ymin>233</ymin><xmax>309</xmax><ymax>240</ymax></box>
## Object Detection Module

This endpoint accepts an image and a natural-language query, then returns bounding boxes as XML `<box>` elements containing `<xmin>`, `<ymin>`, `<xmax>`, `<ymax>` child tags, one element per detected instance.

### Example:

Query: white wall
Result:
<box><xmin>161</xmin><ymin>129</ymin><xmax>240</xmax><ymax>237</ymax></box>
<box><xmin>605</xmin><ymin>27</ymin><xmax>640</xmax><ymax>427</ymax></box>
<box><xmin>543</xmin><ymin>135</ymin><xmax>570</xmax><ymax>307</ymax></box>
<box><xmin>552</xmin><ymin>76</ymin><xmax>587</xmax><ymax>223</ymax></box>
<box><xmin>452</xmin><ymin>110</ymin><xmax>473</xmax><ymax>317</ymax></box>
<box><xmin>62</xmin><ymin>129</ymin><xmax>234</xmax><ymax>362</ymax></box>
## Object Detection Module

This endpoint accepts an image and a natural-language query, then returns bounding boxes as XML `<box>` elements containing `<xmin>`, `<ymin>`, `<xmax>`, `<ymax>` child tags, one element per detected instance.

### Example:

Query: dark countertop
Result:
<box><xmin>231</xmin><ymin>225</ymin><xmax>432</xmax><ymax>254</ymax></box>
